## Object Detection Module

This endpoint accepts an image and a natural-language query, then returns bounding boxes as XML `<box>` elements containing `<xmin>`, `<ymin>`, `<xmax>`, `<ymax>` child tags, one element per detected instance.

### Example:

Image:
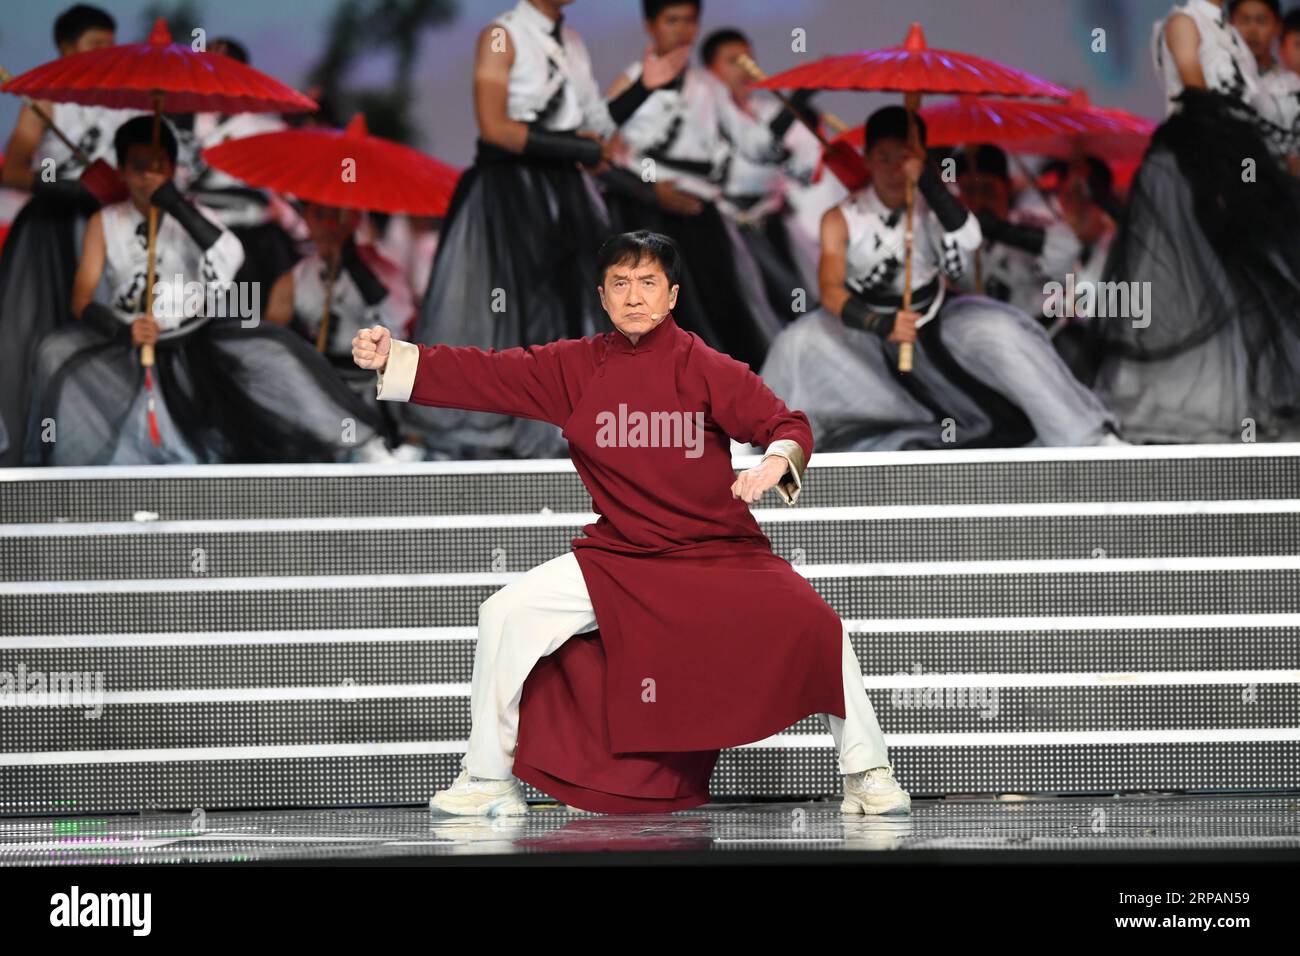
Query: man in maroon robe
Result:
<box><xmin>351</xmin><ymin>230</ymin><xmax>911</xmax><ymax>816</ymax></box>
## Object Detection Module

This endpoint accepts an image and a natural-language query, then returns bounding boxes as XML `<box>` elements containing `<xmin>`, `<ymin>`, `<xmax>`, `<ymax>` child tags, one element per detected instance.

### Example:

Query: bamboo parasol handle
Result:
<box><xmin>0</xmin><ymin>65</ymin><xmax>96</xmax><ymax>169</ymax></box>
<box><xmin>316</xmin><ymin>253</ymin><xmax>341</xmax><ymax>353</ymax></box>
<box><xmin>898</xmin><ymin>93</ymin><xmax>923</xmax><ymax>373</ymax></box>
<box><xmin>735</xmin><ymin>55</ymin><xmax>850</xmax><ymax>139</ymax></box>
<box><xmin>140</xmin><ymin>95</ymin><xmax>165</xmax><ymax>367</ymax></box>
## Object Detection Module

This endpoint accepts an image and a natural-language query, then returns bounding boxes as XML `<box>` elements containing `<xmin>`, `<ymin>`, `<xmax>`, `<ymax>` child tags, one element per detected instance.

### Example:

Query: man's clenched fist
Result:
<box><xmin>352</xmin><ymin>325</ymin><xmax>391</xmax><ymax>371</ymax></box>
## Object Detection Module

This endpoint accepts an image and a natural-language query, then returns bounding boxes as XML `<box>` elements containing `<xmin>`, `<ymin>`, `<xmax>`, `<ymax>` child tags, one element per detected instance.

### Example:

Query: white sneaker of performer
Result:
<box><xmin>429</xmin><ymin>767</ymin><xmax>529</xmax><ymax>817</ymax></box>
<box><xmin>841</xmin><ymin>763</ymin><xmax>912</xmax><ymax>816</ymax></box>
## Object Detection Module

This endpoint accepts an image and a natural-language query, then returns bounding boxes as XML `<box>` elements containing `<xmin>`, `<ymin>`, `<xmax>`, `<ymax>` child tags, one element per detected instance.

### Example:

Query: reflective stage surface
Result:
<box><xmin>2</xmin><ymin>794</ymin><xmax>1298</xmax><ymax>865</ymax></box>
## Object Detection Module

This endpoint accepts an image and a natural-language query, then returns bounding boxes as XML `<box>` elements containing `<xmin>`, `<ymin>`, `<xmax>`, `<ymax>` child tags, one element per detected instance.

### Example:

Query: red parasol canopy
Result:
<box><xmin>0</xmin><ymin>18</ymin><xmax>316</xmax><ymax>114</ymax></box>
<box><xmin>202</xmin><ymin>114</ymin><xmax>460</xmax><ymax>216</ymax></box>
<box><xmin>754</xmin><ymin>23</ymin><xmax>1070</xmax><ymax>99</ymax></box>
<box><xmin>831</xmin><ymin>89</ymin><xmax>1155</xmax><ymax>160</ymax></box>
<box><xmin>1009</xmin><ymin>89</ymin><xmax>1155</xmax><ymax>161</ymax></box>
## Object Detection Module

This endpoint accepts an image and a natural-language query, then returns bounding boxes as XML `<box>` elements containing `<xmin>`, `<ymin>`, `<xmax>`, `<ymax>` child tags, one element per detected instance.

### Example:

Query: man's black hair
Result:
<box><xmin>114</xmin><ymin>115</ymin><xmax>179</xmax><ymax>169</ymax></box>
<box><xmin>1229</xmin><ymin>0</ymin><xmax>1282</xmax><ymax>19</ymax></box>
<box><xmin>643</xmin><ymin>0</ymin><xmax>701</xmax><ymax>21</ymax></box>
<box><xmin>596</xmin><ymin>230</ymin><xmax>683</xmax><ymax>288</ymax></box>
<box><xmin>1283</xmin><ymin>8</ymin><xmax>1300</xmax><ymax>35</ymax></box>
<box><xmin>953</xmin><ymin>144</ymin><xmax>1010</xmax><ymax>181</ymax></box>
<box><xmin>54</xmin><ymin>4</ymin><xmax>115</xmax><ymax>48</ymax></box>
<box><xmin>864</xmin><ymin>105</ymin><xmax>927</xmax><ymax>151</ymax></box>
<box><xmin>214</xmin><ymin>36</ymin><xmax>250</xmax><ymax>65</ymax></box>
<box><xmin>701</xmin><ymin>28</ymin><xmax>748</xmax><ymax>67</ymax></box>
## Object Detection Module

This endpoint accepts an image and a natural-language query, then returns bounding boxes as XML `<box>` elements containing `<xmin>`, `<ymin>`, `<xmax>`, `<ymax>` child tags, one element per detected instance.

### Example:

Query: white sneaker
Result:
<box><xmin>1097</xmin><ymin>430</ymin><xmax>1131</xmax><ymax>446</ymax></box>
<box><xmin>429</xmin><ymin>768</ymin><xmax>530</xmax><ymax>817</ymax></box>
<box><xmin>842</xmin><ymin>764</ymin><xmax>912</xmax><ymax>815</ymax></box>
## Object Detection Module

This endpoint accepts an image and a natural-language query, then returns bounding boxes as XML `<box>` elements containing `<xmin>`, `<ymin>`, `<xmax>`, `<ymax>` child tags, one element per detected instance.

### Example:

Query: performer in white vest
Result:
<box><xmin>24</xmin><ymin>116</ymin><xmax>392</xmax><ymax>466</ymax></box>
<box><xmin>1095</xmin><ymin>0</ymin><xmax>1300</xmax><ymax>443</ymax></box>
<box><xmin>402</xmin><ymin>0</ymin><xmax>689</xmax><ymax>460</ymax></box>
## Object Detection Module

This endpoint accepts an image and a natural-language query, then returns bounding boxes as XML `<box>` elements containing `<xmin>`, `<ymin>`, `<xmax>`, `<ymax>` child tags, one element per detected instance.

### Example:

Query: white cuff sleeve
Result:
<box><xmin>375</xmin><ymin>338</ymin><xmax>420</xmax><ymax>403</ymax></box>
<box><xmin>762</xmin><ymin>438</ymin><xmax>806</xmax><ymax>505</ymax></box>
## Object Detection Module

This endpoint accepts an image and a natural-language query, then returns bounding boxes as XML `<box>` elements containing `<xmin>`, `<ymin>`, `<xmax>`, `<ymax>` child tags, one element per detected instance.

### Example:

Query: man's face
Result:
<box><xmin>121</xmin><ymin>143</ymin><xmax>174</xmax><ymax>208</ymax></box>
<box><xmin>866</xmin><ymin>137</ymin><xmax>919</xmax><ymax>210</ymax></box>
<box><xmin>1059</xmin><ymin>167</ymin><xmax>1108</xmax><ymax>241</ymax></box>
<box><xmin>58</xmin><ymin>28</ymin><xmax>115</xmax><ymax>56</ymax></box>
<box><xmin>1281</xmin><ymin>30</ymin><xmax>1300</xmax><ymax>72</ymax></box>
<box><xmin>958</xmin><ymin>170</ymin><xmax>1010</xmax><ymax>218</ymax></box>
<box><xmin>304</xmin><ymin>203</ymin><xmax>361</xmax><ymax>256</ymax></box>
<box><xmin>707</xmin><ymin>40</ymin><xmax>752</xmax><ymax>98</ymax></box>
<box><xmin>597</xmin><ymin>253</ymin><xmax>678</xmax><ymax>339</ymax></box>
<box><xmin>1230</xmin><ymin>1</ymin><xmax>1280</xmax><ymax>63</ymax></box>
<box><xmin>646</xmin><ymin>4</ymin><xmax>699</xmax><ymax>55</ymax></box>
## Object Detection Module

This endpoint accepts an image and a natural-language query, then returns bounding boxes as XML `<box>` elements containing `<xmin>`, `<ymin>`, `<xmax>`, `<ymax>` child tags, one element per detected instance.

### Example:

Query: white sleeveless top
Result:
<box><xmin>720</xmin><ymin>92</ymin><xmax>820</xmax><ymax>199</ymax></box>
<box><xmin>1153</xmin><ymin>0</ymin><xmax>1297</xmax><ymax>154</ymax></box>
<box><xmin>98</xmin><ymin>199</ymin><xmax>244</xmax><ymax>330</ymax></box>
<box><xmin>616</xmin><ymin>63</ymin><xmax>783</xmax><ymax>199</ymax></box>
<box><xmin>493</xmin><ymin>0</ymin><xmax>613</xmax><ymax>137</ymax></box>
<box><xmin>838</xmin><ymin>185</ymin><xmax>982</xmax><ymax>325</ymax></box>
<box><xmin>35</xmin><ymin>103</ymin><xmax>141</xmax><ymax>178</ymax></box>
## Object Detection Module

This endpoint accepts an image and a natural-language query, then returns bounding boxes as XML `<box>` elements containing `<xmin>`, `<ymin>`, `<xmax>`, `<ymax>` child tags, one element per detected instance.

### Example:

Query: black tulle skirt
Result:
<box><xmin>23</xmin><ymin>317</ymin><xmax>386</xmax><ymax>466</ymax></box>
<box><xmin>402</xmin><ymin>142</ymin><xmax>612</xmax><ymax>459</ymax></box>
<box><xmin>0</xmin><ymin>193</ymin><xmax>92</xmax><ymax>467</ymax></box>
<box><xmin>1094</xmin><ymin>89</ymin><xmax>1300</xmax><ymax>442</ymax></box>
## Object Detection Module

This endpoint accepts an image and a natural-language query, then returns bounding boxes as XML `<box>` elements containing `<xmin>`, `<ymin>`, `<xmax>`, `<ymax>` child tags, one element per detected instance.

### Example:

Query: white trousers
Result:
<box><xmin>462</xmin><ymin>551</ymin><xmax>891</xmax><ymax>780</ymax></box>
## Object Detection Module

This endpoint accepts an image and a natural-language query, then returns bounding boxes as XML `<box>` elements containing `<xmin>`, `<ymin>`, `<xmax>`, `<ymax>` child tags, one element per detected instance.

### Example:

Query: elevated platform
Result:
<box><xmin>1</xmin><ymin>444</ymin><xmax>1298</xmax><ymax>817</ymax></box>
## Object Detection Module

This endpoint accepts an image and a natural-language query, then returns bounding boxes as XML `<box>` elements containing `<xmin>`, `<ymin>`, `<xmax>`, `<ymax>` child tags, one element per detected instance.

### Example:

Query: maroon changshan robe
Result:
<box><xmin>378</xmin><ymin>313</ymin><xmax>845</xmax><ymax>812</ymax></box>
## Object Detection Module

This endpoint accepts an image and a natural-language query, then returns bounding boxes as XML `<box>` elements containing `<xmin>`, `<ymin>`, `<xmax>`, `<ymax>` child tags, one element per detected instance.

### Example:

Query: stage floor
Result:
<box><xmin>3</xmin><ymin>793</ymin><xmax>1297</xmax><ymax>866</ymax></box>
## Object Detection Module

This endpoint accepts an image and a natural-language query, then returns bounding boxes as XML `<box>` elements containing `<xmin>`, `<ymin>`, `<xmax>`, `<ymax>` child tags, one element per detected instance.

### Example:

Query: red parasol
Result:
<box><xmin>201</xmin><ymin>114</ymin><xmax>460</xmax><ymax>216</ymax></box>
<box><xmin>1007</xmin><ymin>89</ymin><xmax>1155</xmax><ymax>161</ymax></box>
<box><xmin>755</xmin><ymin>24</ymin><xmax>1070</xmax><ymax>372</ymax></box>
<box><xmin>831</xmin><ymin>90</ymin><xmax>1155</xmax><ymax>160</ymax></box>
<box><xmin>753</xmin><ymin>23</ymin><xmax>1070</xmax><ymax>99</ymax></box>
<box><xmin>0</xmin><ymin>19</ymin><xmax>316</xmax><ymax>114</ymax></box>
<box><xmin>1</xmin><ymin>18</ymin><xmax>316</xmax><ymax>446</ymax></box>
<box><xmin>204</xmin><ymin>113</ymin><xmax>460</xmax><ymax>351</ymax></box>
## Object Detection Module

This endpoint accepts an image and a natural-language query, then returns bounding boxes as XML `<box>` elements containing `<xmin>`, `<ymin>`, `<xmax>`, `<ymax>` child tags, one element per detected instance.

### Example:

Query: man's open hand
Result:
<box><xmin>731</xmin><ymin>455</ymin><xmax>789</xmax><ymax>504</ymax></box>
<box><xmin>352</xmin><ymin>325</ymin><xmax>391</xmax><ymax>371</ymax></box>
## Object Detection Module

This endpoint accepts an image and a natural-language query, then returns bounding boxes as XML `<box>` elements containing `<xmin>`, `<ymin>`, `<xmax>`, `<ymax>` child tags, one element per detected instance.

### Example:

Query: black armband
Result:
<box><xmin>149</xmin><ymin>180</ymin><xmax>222</xmax><ymax>251</ymax></box>
<box><xmin>977</xmin><ymin>211</ymin><xmax>1046</xmax><ymax>255</ymax></box>
<box><xmin>80</xmin><ymin>301</ymin><xmax>132</xmax><ymax>342</ymax></box>
<box><xmin>769</xmin><ymin>89</ymin><xmax>817</xmax><ymax>140</ymax></box>
<box><xmin>917</xmin><ymin>163</ymin><xmax>971</xmax><ymax>232</ymax></box>
<box><xmin>840</xmin><ymin>296</ymin><xmax>894</xmax><ymax>337</ymax></box>
<box><xmin>339</xmin><ymin>238</ymin><xmax>388</xmax><ymax>308</ymax></box>
<box><xmin>608</xmin><ymin>77</ymin><xmax>653</xmax><ymax>126</ymax></box>
<box><xmin>523</xmin><ymin>127</ymin><xmax>603</xmax><ymax>167</ymax></box>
